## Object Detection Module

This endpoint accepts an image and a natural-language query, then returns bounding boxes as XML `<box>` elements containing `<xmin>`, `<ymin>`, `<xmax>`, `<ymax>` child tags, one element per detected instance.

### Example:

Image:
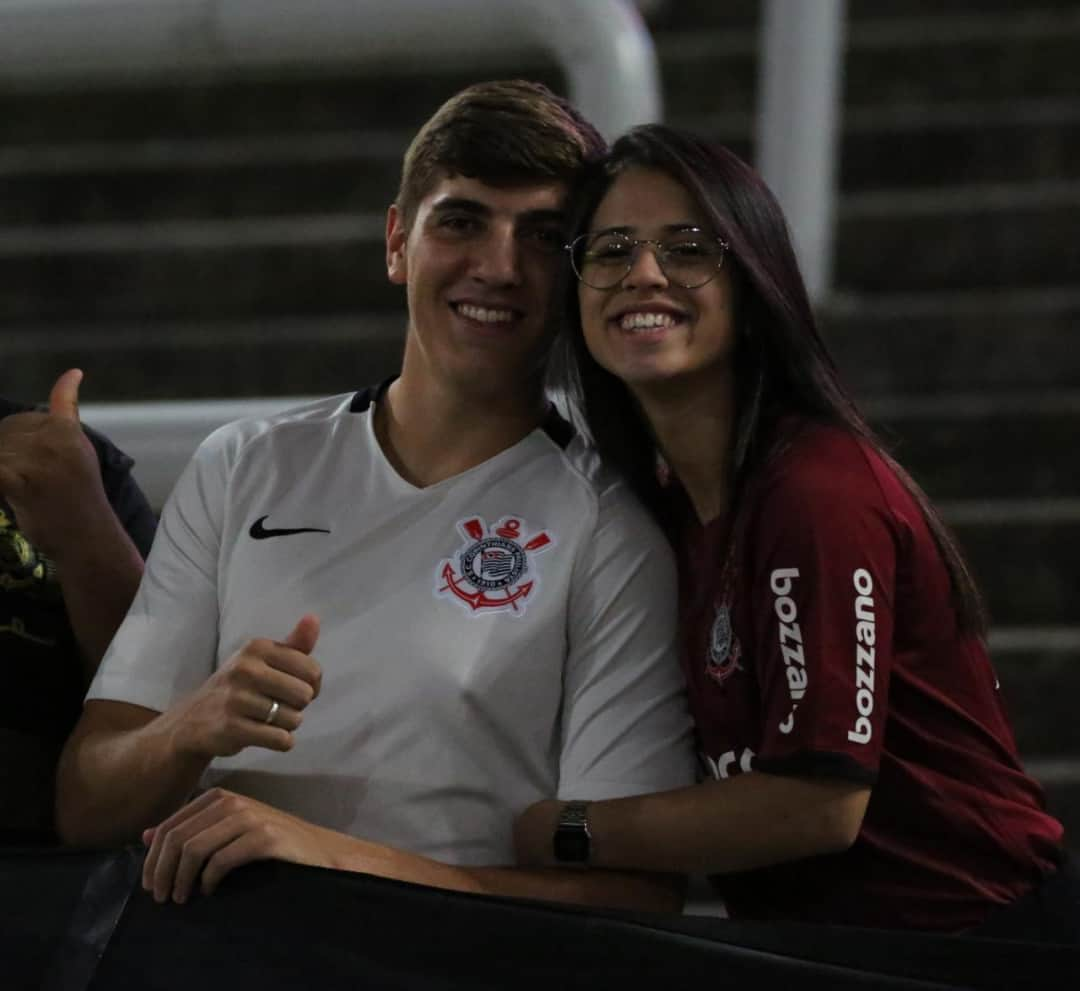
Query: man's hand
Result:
<box><xmin>0</xmin><ymin>368</ymin><xmax>104</xmax><ymax>560</ymax></box>
<box><xmin>161</xmin><ymin>614</ymin><xmax>322</xmax><ymax>762</ymax></box>
<box><xmin>141</xmin><ymin>788</ymin><xmax>347</xmax><ymax>903</ymax></box>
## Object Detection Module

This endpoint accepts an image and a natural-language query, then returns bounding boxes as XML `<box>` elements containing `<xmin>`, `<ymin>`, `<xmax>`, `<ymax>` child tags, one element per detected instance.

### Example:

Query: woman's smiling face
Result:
<box><xmin>577</xmin><ymin>167</ymin><xmax>738</xmax><ymax>398</ymax></box>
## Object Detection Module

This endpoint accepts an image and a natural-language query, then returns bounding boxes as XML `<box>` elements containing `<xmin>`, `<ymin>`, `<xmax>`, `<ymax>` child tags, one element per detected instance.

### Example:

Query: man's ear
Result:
<box><xmin>386</xmin><ymin>203</ymin><xmax>408</xmax><ymax>285</ymax></box>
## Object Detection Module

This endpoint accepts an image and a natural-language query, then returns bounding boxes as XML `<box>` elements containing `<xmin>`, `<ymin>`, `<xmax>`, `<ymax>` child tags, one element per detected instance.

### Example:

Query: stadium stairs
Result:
<box><xmin>1</xmin><ymin>0</ymin><xmax>1077</xmax><ymax>845</ymax></box>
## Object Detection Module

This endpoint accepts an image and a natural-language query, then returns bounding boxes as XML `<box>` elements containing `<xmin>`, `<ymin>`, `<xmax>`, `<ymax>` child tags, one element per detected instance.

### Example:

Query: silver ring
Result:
<box><xmin>264</xmin><ymin>700</ymin><xmax>281</xmax><ymax>726</ymax></box>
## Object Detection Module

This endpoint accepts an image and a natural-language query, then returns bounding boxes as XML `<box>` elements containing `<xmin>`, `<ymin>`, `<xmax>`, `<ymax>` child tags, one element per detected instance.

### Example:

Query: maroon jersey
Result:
<box><xmin>677</xmin><ymin>418</ymin><xmax>1063</xmax><ymax>930</ymax></box>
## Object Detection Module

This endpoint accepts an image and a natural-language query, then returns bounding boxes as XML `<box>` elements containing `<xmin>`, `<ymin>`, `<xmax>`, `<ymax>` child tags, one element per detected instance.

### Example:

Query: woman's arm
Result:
<box><xmin>514</xmin><ymin>772</ymin><xmax>870</xmax><ymax>875</ymax></box>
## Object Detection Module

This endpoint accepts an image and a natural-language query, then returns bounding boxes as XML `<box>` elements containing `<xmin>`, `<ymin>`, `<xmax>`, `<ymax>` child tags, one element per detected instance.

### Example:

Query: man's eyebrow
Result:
<box><xmin>429</xmin><ymin>197</ymin><xmax>491</xmax><ymax>216</ymax></box>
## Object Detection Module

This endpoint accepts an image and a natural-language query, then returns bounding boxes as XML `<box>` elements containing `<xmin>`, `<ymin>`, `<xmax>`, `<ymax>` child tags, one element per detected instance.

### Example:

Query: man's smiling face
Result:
<box><xmin>386</xmin><ymin>174</ymin><xmax>569</xmax><ymax>405</ymax></box>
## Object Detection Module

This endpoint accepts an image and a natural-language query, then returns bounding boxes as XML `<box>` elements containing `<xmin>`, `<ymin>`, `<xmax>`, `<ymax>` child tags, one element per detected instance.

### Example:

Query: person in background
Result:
<box><xmin>56</xmin><ymin>83</ymin><xmax>693</xmax><ymax>911</ymax></box>
<box><xmin>0</xmin><ymin>369</ymin><xmax>155</xmax><ymax>841</ymax></box>
<box><xmin>513</xmin><ymin>124</ymin><xmax>1078</xmax><ymax>941</ymax></box>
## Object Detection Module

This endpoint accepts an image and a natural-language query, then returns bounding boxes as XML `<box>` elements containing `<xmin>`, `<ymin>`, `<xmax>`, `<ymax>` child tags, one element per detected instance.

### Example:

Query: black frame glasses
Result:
<box><xmin>566</xmin><ymin>229</ymin><xmax>730</xmax><ymax>290</ymax></box>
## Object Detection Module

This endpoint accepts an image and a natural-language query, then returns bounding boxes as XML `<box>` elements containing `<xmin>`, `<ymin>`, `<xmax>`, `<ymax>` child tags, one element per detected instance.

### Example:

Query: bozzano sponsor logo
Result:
<box><xmin>770</xmin><ymin>567</ymin><xmax>806</xmax><ymax>736</ymax></box>
<box><xmin>847</xmin><ymin>568</ymin><xmax>877</xmax><ymax>745</ymax></box>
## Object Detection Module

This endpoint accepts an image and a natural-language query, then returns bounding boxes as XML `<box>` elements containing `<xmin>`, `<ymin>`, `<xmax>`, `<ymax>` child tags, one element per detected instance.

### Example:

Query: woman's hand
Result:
<box><xmin>512</xmin><ymin>798</ymin><xmax>562</xmax><ymax>867</ymax></box>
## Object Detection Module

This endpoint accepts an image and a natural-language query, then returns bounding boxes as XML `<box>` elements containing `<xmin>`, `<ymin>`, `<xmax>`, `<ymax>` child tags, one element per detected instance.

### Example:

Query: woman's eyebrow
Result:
<box><xmin>589</xmin><ymin>222</ymin><xmax>704</xmax><ymax>236</ymax></box>
<box><xmin>518</xmin><ymin>208</ymin><xmax>567</xmax><ymax>225</ymax></box>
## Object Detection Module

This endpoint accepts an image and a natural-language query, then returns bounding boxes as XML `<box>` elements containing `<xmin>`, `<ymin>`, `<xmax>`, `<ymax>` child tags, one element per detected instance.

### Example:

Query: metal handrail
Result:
<box><xmin>82</xmin><ymin>396</ymin><xmax>318</xmax><ymax>509</ymax></box>
<box><xmin>0</xmin><ymin>0</ymin><xmax>661</xmax><ymax>141</ymax></box>
<box><xmin>757</xmin><ymin>0</ymin><xmax>846</xmax><ymax>305</ymax></box>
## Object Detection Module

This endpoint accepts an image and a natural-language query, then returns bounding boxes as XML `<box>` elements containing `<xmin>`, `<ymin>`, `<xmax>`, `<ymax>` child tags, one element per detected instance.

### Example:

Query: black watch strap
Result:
<box><xmin>553</xmin><ymin>800</ymin><xmax>591</xmax><ymax>865</ymax></box>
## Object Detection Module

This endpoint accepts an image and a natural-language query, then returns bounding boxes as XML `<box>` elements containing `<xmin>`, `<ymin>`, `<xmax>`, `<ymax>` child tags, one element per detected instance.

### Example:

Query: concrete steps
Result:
<box><xmin>826</xmin><ymin>288</ymin><xmax>1080</xmax><ymax>394</ymax></box>
<box><xmin>0</xmin><ymin>216</ymin><xmax>388</xmax><ymax>323</ymax></box>
<box><xmin>836</xmin><ymin>181</ymin><xmax>1080</xmax><ymax>293</ymax></box>
<box><xmin>996</xmin><ymin>626</ymin><xmax>1080</xmax><ymax>837</ymax></box>
<box><xmin>0</xmin><ymin>63</ymin><xmax>561</xmax><ymax>144</ymax></box>
<box><xmin>841</xmin><ymin>100</ymin><xmax>1080</xmax><ymax>192</ymax></box>
<box><xmin>660</xmin><ymin>7</ymin><xmax>1080</xmax><ymax>127</ymax></box>
<box><xmin>0</xmin><ymin>315</ymin><xmax>404</xmax><ymax>405</ymax></box>
<box><xmin>950</xmin><ymin>511</ymin><xmax>1080</xmax><ymax>628</ymax></box>
<box><xmin>867</xmin><ymin>394</ymin><xmax>1080</xmax><ymax>500</ymax></box>
<box><xmin>0</xmin><ymin>134</ymin><xmax>403</xmax><ymax>226</ymax></box>
<box><xmin>996</xmin><ymin>631</ymin><xmax>1080</xmax><ymax>755</ymax></box>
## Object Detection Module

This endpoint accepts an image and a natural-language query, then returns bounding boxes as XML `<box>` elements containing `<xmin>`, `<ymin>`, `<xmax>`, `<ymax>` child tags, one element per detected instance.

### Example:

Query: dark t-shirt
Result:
<box><xmin>677</xmin><ymin>417</ymin><xmax>1063</xmax><ymax>931</ymax></box>
<box><xmin>0</xmin><ymin>398</ymin><xmax>156</xmax><ymax>840</ymax></box>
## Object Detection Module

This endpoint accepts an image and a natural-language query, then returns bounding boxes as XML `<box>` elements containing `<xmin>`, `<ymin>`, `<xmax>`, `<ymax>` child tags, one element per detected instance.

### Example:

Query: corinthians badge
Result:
<box><xmin>438</xmin><ymin>516</ymin><xmax>552</xmax><ymax>616</ymax></box>
<box><xmin>706</xmin><ymin>603</ymin><xmax>742</xmax><ymax>685</ymax></box>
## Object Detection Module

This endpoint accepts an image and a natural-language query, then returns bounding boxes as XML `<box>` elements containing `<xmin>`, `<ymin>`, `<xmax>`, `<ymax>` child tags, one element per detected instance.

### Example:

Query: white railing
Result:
<box><xmin>0</xmin><ymin>0</ymin><xmax>661</xmax><ymax>141</ymax></box>
<box><xmin>81</xmin><ymin>396</ymin><xmax>316</xmax><ymax>509</ymax></box>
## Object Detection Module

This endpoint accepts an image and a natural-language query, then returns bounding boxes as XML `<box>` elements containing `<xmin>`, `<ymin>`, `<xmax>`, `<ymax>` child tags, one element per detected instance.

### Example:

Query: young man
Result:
<box><xmin>1</xmin><ymin>370</ymin><xmax>155</xmax><ymax>840</ymax></box>
<box><xmin>56</xmin><ymin>81</ymin><xmax>694</xmax><ymax>910</ymax></box>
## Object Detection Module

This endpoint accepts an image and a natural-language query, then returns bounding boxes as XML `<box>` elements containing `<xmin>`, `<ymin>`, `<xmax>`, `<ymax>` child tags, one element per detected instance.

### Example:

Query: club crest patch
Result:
<box><xmin>706</xmin><ymin>603</ymin><xmax>742</xmax><ymax>685</ymax></box>
<box><xmin>437</xmin><ymin>516</ymin><xmax>553</xmax><ymax>616</ymax></box>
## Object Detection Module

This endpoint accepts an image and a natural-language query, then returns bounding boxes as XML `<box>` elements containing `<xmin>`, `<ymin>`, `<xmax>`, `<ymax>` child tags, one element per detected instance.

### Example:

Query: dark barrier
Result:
<box><xmin>3</xmin><ymin>847</ymin><xmax>1076</xmax><ymax>990</ymax></box>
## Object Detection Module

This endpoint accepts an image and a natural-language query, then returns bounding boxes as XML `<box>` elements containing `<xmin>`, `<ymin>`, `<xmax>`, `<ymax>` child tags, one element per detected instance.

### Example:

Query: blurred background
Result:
<box><xmin>0</xmin><ymin>0</ymin><xmax>1077</xmax><ymax>844</ymax></box>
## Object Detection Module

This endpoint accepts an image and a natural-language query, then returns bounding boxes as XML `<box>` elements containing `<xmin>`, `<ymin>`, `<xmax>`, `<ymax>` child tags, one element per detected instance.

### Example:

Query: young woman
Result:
<box><xmin>514</xmin><ymin>124</ymin><xmax>1077</xmax><ymax>939</ymax></box>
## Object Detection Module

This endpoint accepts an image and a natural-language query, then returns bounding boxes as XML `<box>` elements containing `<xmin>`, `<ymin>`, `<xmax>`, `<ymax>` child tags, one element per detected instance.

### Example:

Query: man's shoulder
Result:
<box><xmin>549</xmin><ymin>433</ymin><xmax>650</xmax><ymax>518</ymax></box>
<box><xmin>547</xmin><ymin>436</ymin><xmax>674</xmax><ymax>578</ymax></box>
<box><xmin>201</xmin><ymin>392</ymin><xmax>366</xmax><ymax>460</ymax></box>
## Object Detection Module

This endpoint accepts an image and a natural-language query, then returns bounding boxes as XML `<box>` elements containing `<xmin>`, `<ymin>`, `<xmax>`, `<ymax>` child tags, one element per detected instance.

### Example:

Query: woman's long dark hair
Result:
<box><xmin>553</xmin><ymin>124</ymin><xmax>986</xmax><ymax>635</ymax></box>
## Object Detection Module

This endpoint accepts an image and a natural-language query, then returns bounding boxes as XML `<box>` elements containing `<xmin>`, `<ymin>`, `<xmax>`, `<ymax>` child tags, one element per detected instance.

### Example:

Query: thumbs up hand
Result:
<box><xmin>48</xmin><ymin>367</ymin><xmax>84</xmax><ymax>422</ymax></box>
<box><xmin>0</xmin><ymin>368</ymin><xmax>105</xmax><ymax>560</ymax></box>
<box><xmin>162</xmin><ymin>613</ymin><xmax>324</xmax><ymax>763</ymax></box>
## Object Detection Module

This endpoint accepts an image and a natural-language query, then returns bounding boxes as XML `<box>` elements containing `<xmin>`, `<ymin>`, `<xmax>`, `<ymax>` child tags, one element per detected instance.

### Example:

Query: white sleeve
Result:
<box><xmin>87</xmin><ymin>427</ymin><xmax>231</xmax><ymax>712</ymax></box>
<box><xmin>557</xmin><ymin>480</ymin><xmax>695</xmax><ymax>800</ymax></box>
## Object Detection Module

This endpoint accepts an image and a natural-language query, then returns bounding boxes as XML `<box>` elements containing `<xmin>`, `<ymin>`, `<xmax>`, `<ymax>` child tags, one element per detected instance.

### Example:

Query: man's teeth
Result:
<box><xmin>458</xmin><ymin>303</ymin><xmax>514</xmax><ymax>324</ymax></box>
<box><xmin>619</xmin><ymin>312</ymin><xmax>678</xmax><ymax>332</ymax></box>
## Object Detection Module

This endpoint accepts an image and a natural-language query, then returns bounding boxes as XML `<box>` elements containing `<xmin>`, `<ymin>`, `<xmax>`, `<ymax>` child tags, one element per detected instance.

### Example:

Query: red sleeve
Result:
<box><xmin>745</xmin><ymin>432</ymin><xmax>908</xmax><ymax>784</ymax></box>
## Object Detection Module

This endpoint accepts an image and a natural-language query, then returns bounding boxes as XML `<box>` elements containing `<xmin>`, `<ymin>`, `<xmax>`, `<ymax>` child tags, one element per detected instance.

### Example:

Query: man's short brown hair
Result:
<box><xmin>395</xmin><ymin>79</ymin><xmax>606</xmax><ymax>226</ymax></box>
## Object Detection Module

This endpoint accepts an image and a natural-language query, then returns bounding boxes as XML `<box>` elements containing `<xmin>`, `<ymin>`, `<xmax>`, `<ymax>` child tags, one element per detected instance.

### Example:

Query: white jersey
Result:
<box><xmin>90</xmin><ymin>386</ymin><xmax>693</xmax><ymax>865</ymax></box>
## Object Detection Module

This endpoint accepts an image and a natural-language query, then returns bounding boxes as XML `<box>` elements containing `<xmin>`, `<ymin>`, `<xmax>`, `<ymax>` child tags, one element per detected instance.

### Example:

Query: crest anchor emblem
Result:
<box><xmin>438</xmin><ymin>516</ymin><xmax>552</xmax><ymax>615</ymax></box>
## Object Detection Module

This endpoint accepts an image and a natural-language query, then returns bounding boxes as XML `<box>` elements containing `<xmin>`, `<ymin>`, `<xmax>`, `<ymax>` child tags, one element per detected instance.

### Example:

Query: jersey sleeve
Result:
<box><xmin>86</xmin><ymin>423</ymin><xmax>158</xmax><ymax>557</ymax></box>
<box><xmin>557</xmin><ymin>479</ymin><xmax>695</xmax><ymax>801</ymax></box>
<box><xmin>747</xmin><ymin>437</ymin><xmax>904</xmax><ymax>784</ymax></box>
<box><xmin>86</xmin><ymin>425</ymin><xmax>234</xmax><ymax>712</ymax></box>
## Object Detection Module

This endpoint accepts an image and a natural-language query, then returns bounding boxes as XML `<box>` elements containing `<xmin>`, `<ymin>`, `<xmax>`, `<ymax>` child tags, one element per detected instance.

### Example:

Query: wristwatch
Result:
<box><xmin>553</xmin><ymin>800</ymin><xmax>591</xmax><ymax>865</ymax></box>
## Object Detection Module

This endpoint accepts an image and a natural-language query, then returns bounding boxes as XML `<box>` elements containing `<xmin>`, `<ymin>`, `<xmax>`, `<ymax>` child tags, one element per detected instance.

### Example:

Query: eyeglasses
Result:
<box><xmin>567</xmin><ymin>230</ymin><xmax>730</xmax><ymax>290</ymax></box>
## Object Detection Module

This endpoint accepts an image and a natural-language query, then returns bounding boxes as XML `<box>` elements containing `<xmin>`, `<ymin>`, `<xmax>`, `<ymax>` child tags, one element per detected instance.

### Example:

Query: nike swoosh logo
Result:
<box><xmin>249</xmin><ymin>516</ymin><xmax>331</xmax><ymax>540</ymax></box>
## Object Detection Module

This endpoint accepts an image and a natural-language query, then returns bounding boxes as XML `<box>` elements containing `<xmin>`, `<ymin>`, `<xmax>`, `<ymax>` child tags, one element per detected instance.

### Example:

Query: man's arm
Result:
<box><xmin>55</xmin><ymin>615</ymin><xmax>322</xmax><ymax>847</ymax></box>
<box><xmin>0</xmin><ymin>370</ymin><xmax>147</xmax><ymax>675</ymax></box>
<box><xmin>56</xmin><ymin>699</ymin><xmax>204</xmax><ymax>847</ymax></box>
<box><xmin>54</xmin><ymin>513</ymin><xmax>145</xmax><ymax>677</ymax></box>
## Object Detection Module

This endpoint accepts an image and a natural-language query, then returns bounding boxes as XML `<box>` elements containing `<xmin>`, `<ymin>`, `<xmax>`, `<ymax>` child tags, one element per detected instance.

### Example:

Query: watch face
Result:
<box><xmin>554</xmin><ymin>827</ymin><xmax>590</xmax><ymax>864</ymax></box>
